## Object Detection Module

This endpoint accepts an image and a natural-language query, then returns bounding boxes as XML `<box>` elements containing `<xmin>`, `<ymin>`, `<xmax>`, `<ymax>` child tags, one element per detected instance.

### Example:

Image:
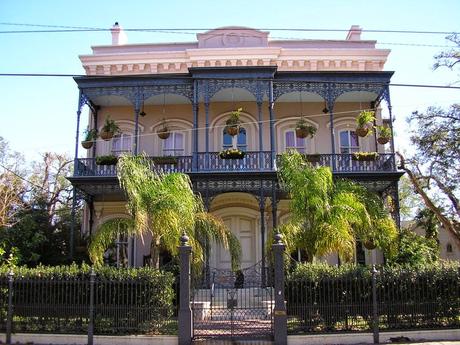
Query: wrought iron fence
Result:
<box><xmin>0</xmin><ymin>272</ymin><xmax>178</xmax><ymax>338</ymax></box>
<box><xmin>286</xmin><ymin>266</ymin><xmax>460</xmax><ymax>335</ymax></box>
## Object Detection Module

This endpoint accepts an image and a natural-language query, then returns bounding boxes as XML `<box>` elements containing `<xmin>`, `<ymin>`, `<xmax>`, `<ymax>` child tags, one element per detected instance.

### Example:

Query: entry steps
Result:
<box><xmin>192</xmin><ymin>287</ymin><xmax>274</xmax><ymax>320</ymax></box>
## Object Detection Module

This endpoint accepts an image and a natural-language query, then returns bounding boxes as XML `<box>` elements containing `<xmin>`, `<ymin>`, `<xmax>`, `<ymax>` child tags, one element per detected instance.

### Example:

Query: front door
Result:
<box><xmin>215</xmin><ymin>215</ymin><xmax>256</xmax><ymax>269</ymax></box>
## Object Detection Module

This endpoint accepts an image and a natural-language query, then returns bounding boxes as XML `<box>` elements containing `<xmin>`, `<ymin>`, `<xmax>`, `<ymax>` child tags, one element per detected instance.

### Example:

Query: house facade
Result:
<box><xmin>68</xmin><ymin>24</ymin><xmax>403</xmax><ymax>268</ymax></box>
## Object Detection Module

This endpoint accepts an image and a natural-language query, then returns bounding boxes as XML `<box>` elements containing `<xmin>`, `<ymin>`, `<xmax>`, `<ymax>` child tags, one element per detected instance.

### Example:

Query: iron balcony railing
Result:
<box><xmin>74</xmin><ymin>152</ymin><xmax>396</xmax><ymax>177</ymax></box>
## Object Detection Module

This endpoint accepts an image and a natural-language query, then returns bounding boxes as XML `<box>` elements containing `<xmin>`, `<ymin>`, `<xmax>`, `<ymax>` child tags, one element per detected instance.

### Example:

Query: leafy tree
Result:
<box><xmin>415</xmin><ymin>207</ymin><xmax>440</xmax><ymax>241</ymax></box>
<box><xmin>89</xmin><ymin>155</ymin><xmax>241</xmax><ymax>269</ymax></box>
<box><xmin>387</xmin><ymin>228</ymin><xmax>439</xmax><ymax>267</ymax></box>
<box><xmin>397</xmin><ymin>105</ymin><xmax>460</xmax><ymax>243</ymax></box>
<box><xmin>433</xmin><ymin>33</ymin><xmax>460</xmax><ymax>73</ymax></box>
<box><xmin>0</xmin><ymin>137</ymin><xmax>27</xmax><ymax>228</ymax></box>
<box><xmin>0</xmin><ymin>139</ymin><xmax>83</xmax><ymax>266</ymax></box>
<box><xmin>276</xmin><ymin>151</ymin><xmax>398</xmax><ymax>262</ymax></box>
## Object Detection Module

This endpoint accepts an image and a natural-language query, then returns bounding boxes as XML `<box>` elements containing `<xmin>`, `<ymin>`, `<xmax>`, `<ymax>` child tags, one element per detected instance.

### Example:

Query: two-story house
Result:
<box><xmin>68</xmin><ymin>24</ymin><xmax>403</xmax><ymax>268</ymax></box>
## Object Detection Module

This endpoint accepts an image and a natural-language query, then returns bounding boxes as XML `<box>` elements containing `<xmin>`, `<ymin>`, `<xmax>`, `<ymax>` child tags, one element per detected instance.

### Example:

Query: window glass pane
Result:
<box><xmin>164</xmin><ymin>135</ymin><xmax>173</xmax><ymax>149</ymax></box>
<box><xmin>350</xmin><ymin>131</ymin><xmax>359</xmax><ymax>146</ymax></box>
<box><xmin>223</xmin><ymin>129</ymin><xmax>233</xmax><ymax>148</ymax></box>
<box><xmin>340</xmin><ymin>131</ymin><xmax>349</xmax><ymax>147</ymax></box>
<box><xmin>296</xmin><ymin>137</ymin><xmax>305</xmax><ymax>148</ymax></box>
<box><xmin>112</xmin><ymin>135</ymin><xmax>121</xmax><ymax>151</ymax></box>
<box><xmin>285</xmin><ymin>131</ymin><xmax>294</xmax><ymax>147</ymax></box>
<box><xmin>237</xmin><ymin>128</ymin><xmax>246</xmax><ymax>145</ymax></box>
<box><xmin>122</xmin><ymin>134</ymin><xmax>132</xmax><ymax>151</ymax></box>
<box><xmin>175</xmin><ymin>133</ymin><xmax>184</xmax><ymax>149</ymax></box>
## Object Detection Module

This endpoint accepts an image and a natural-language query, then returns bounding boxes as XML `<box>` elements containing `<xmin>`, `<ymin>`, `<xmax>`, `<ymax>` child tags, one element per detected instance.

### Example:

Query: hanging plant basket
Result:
<box><xmin>363</xmin><ymin>240</ymin><xmax>377</xmax><ymax>250</ymax></box>
<box><xmin>157</xmin><ymin>128</ymin><xmax>170</xmax><ymax>140</ymax></box>
<box><xmin>295</xmin><ymin>119</ymin><xmax>316</xmax><ymax>139</ymax></box>
<box><xmin>100</xmin><ymin>130</ymin><xmax>114</xmax><ymax>141</ymax></box>
<box><xmin>377</xmin><ymin>137</ymin><xmax>390</xmax><ymax>145</ymax></box>
<box><xmin>219</xmin><ymin>149</ymin><xmax>246</xmax><ymax>159</ymax></box>
<box><xmin>352</xmin><ymin>152</ymin><xmax>379</xmax><ymax>162</ymax></box>
<box><xmin>356</xmin><ymin>127</ymin><xmax>370</xmax><ymax>137</ymax></box>
<box><xmin>226</xmin><ymin>125</ymin><xmax>240</xmax><ymax>136</ymax></box>
<box><xmin>81</xmin><ymin>140</ymin><xmax>93</xmax><ymax>149</ymax></box>
<box><xmin>295</xmin><ymin>128</ymin><xmax>309</xmax><ymax>139</ymax></box>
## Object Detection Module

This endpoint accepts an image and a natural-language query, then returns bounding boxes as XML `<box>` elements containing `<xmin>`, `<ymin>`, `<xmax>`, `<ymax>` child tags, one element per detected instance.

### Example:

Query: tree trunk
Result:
<box><xmin>150</xmin><ymin>236</ymin><xmax>161</xmax><ymax>269</ymax></box>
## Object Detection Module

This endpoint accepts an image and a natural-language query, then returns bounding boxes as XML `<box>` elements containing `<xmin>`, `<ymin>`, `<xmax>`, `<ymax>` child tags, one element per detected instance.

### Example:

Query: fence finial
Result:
<box><xmin>180</xmin><ymin>232</ymin><xmax>189</xmax><ymax>245</ymax></box>
<box><xmin>274</xmin><ymin>232</ymin><xmax>283</xmax><ymax>244</ymax></box>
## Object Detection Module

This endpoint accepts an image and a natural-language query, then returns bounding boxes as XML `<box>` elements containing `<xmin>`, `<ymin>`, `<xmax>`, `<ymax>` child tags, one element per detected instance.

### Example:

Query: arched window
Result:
<box><xmin>447</xmin><ymin>243</ymin><xmax>453</xmax><ymax>253</ymax></box>
<box><xmin>223</xmin><ymin>127</ymin><xmax>247</xmax><ymax>150</ymax></box>
<box><xmin>112</xmin><ymin>133</ymin><xmax>133</xmax><ymax>155</ymax></box>
<box><xmin>339</xmin><ymin>130</ymin><xmax>359</xmax><ymax>153</ymax></box>
<box><xmin>163</xmin><ymin>132</ymin><xmax>184</xmax><ymax>156</ymax></box>
<box><xmin>285</xmin><ymin>130</ymin><xmax>306</xmax><ymax>153</ymax></box>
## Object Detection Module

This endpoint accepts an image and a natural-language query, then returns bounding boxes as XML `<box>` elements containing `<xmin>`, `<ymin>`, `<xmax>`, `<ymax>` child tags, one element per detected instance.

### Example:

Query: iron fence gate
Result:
<box><xmin>191</xmin><ymin>260</ymin><xmax>274</xmax><ymax>340</ymax></box>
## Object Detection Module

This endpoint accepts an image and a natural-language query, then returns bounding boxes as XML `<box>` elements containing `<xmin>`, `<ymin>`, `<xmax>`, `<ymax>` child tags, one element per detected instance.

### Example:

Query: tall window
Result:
<box><xmin>223</xmin><ymin>127</ymin><xmax>247</xmax><ymax>150</ymax></box>
<box><xmin>285</xmin><ymin>130</ymin><xmax>306</xmax><ymax>153</ymax></box>
<box><xmin>163</xmin><ymin>132</ymin><xmax>184</xmax><ymax>156</ymax></box>
<box><xmin>339</xmin><ymin>130</ymin><xmax>359</xmax><ymax>153</ymax></box>
<box><xmin>112</xmin><ymin>133</ymin><xmax>133</xmax><ymax>155</ymax></box>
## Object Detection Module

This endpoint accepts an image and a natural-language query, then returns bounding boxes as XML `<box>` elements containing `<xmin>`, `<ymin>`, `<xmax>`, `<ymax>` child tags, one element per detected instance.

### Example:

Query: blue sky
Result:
<box><xmin>0</xmin><ymin>0</ymin><xmax>459</xmax><ymax>160</ymax></box>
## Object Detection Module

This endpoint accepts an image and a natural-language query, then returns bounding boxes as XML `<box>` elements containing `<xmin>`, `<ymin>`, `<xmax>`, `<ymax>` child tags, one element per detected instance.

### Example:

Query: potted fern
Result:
<box><xmin>100</xmin><ymin>116</ymin><xmax>120</xmax><ymax>141</ymax></box>
<box><xmin>81</xmin><ymin>128</ymin><xmax>98</xmax><ymax>149</ymax></box>
<box><xmin>295</xmin><ymin>117</ymin><xmax>317</xmax><ymax>139</ymax></box>
<box><xmin>225</xmin><ymin>108</ymin><xmax>242</xmax><ymax>136</ymax></box>
<box><xmin>355</xmin><ymin>110</ymin><xmax>375</xmax><ymax>137</ymax></box>
<box><xmin>377</xmin><ymin>125</ymin><xmax>392</xmax><ymax>145</ymax></box>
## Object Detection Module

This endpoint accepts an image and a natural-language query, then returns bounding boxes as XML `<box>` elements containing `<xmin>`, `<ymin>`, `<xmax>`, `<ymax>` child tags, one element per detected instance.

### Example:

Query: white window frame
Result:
<box><xmin>111</xmin><ymin>132</ymin><xmax>134</xmax><ymax>156</ymax></box>
<box><xmin>284</xmin><ymin>129</ymin><xmax>307</xmax><ymax>153</ymax></box>
<box><xmin>162</xmin><ymin>132</ymin><xmax>185</xmax><ymax>156</ymax></box>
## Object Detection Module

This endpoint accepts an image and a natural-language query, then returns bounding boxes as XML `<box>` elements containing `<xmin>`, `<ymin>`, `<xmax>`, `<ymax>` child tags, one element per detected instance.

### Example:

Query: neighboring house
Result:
<box><xmin>68</xmin><ymin>24</ymin><xmax>403</xmax><ymax>268</ymax></box>
<box><xmin>401</xmin><ymin>221</ymin><xmax>460</xmax><ymax>261</ymax></box>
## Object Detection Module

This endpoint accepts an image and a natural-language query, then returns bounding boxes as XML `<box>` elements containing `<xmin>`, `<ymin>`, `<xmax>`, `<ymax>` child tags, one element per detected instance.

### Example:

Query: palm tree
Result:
<box><xmin>276</xmin><ymin>151</ymin><xmax>397</xmax><ymax>262</ymax></box>
<box><xmin>89</xmin><ymin>154</ymin><xmax>241</xmax><ymax>269</ymax></box>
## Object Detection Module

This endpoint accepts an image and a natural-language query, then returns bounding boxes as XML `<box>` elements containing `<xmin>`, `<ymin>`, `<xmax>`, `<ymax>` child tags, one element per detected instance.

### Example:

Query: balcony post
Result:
<box><xmin>259</xmin><ymin>192</ymin><xmax>266</xmax><ymax>286</ymax></box>
<box><xmin>92</xmin><ymin>108</ymin><xmax>98</xmax><ymax>158</ymax></box>
<box><xmin>257</xmin><ymin>101</ymin><xmax>264</xmax><ymax>170</ymax></box>
<box><xmin>70</xmin><ymin>90</ymin><xmax>85</xmax><ymax>261</ymax></box>
<box><xmin>74</xmin><ymin>90</ymin><xmax>84</xmax><ymax>174</ymax></box>
<box><xmin>133</xmin><ymin>91</ymin><xmax>141</xmax><ymax>155</ymax></box>
<box><xmin>192</xmin><ymin>80</ymin><xmax>199</xmax><ymax>172</ymax></box>
<box><xmin>268</xmin><ymin>80</ymin><xmax>275</xmax><ymax>169</ymax></box>
<box><xmin>204</xmin><ymin>100</ymin><xmax>210</xmax><ymax>171</ymax></box>
<box><xmin>326</xmin><ymin>93</ymin><xmax>336</xmax><ymax>171</ymax></box>
<box><xmin>384</xmin><ymin>85</ymin><xmax>397</xmax><ymax>169</ymax></box>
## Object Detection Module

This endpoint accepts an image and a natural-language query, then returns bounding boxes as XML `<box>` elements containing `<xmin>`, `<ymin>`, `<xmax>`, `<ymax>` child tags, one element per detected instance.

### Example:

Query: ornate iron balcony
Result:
<box><xmin>74</xmin><ymin>152</ymin><xmax>396</xmax><ymax>177</ymax></box>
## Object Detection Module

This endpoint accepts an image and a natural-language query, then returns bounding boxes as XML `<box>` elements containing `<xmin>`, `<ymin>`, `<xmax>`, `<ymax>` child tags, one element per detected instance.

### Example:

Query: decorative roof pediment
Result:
<box><xmin>197</xmin><ymin>26</ymin><xmax>269</xmax><ymax>49</ymax></box>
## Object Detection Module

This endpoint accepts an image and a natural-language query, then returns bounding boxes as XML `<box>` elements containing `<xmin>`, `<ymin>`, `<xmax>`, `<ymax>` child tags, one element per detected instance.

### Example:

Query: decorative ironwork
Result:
<box><xmin>273</xmin><ymin>81</ymin><xmax>329</xmax><ymax>102</ymax></box>
<box><xmin>198</xmin><ymin>79</ymin><xmax>268</xmax><ymax>104</ymax></box>
<box><xmin>191</xmin><ymin>260</ymin><xmax>274</xmax><ymax>340</ymax></box>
